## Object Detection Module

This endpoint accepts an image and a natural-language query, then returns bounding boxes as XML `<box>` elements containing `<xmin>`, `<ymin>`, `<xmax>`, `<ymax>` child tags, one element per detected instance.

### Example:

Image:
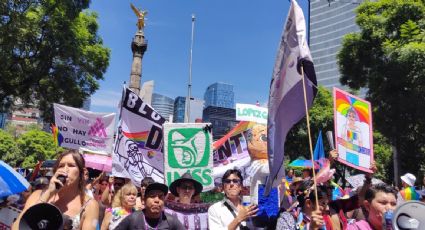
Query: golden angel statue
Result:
<box><xmin>130</xmin><ymin>3</ymin><xmax>147</xmax><ymax>31</ymax></box>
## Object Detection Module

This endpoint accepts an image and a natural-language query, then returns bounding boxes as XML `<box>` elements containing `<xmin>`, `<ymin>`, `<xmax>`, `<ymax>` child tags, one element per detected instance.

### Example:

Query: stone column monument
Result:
<box><xmin>129</xmin><ymin>3</ymin><xmax>148</xmax><ymax>95</ymax></box>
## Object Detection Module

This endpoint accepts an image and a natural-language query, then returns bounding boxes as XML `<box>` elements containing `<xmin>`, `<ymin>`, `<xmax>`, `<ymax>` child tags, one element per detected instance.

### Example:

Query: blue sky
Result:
<box><xmin>89</xmin><ymin>0</ymin><xmax>309</xmax><ymax>114</ymax></box>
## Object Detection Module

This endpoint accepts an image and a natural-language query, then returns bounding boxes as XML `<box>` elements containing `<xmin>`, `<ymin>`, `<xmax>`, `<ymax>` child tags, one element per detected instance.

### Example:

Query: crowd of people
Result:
<box><xmin>3</xmin><ymin>148</ymin><xmax>425</xmax><ymax>230</ymax></box>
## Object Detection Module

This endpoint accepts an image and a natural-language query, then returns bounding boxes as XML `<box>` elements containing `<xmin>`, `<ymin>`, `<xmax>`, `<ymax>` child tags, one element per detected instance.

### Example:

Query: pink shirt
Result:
<box><xmin>346</xmin><ymin>220</ymin><xmax>373</xmax><ymax>230</ymax></box>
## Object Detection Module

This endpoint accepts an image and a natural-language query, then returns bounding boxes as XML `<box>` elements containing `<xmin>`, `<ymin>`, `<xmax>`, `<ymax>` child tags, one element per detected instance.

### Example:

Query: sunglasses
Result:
<box><xmin>223</xmin><ymin>179</ymin><xmax>241</xmax><ymax>184</ymax></box>
<box><xmin>179</xmin><ymin>185</ymin><xmax>194</xmax><ymax>190</ymax></box>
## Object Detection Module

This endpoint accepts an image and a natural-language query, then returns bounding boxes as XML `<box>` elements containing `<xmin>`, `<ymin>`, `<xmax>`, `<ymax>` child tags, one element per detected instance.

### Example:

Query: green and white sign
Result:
<box><xmin>163</xmin><ymin>123</ymin><xmax>214</xmax><ymax>191</ymax></box>
<box><xmin>236</xmin><ymin>103</ymin><xmax>268</xmax><ymax>124</ymax></box>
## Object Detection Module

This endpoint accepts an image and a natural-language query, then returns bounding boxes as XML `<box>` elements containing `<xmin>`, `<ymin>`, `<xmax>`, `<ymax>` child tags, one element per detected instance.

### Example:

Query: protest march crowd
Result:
<box><xmin>2</xmin><ymin>147</ymin><xmax>425</xmax><ymax>230</ymax></box>
<box><xmin>2</xmin><ymin>1</ymin><xmax>425</xmax><ymax>230</ymax></box>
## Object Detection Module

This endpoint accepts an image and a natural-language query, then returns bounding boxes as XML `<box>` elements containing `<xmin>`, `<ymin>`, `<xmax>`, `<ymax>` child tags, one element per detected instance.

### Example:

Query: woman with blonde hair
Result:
<box><xmin>12</xmin><ymin>150</ymin><xmax>99</xmax><ymax>230</ymax></box>
<box><xmin>101</xmin><ymin>182</ymin><xmax>137</xmax><ymax>230</ymax></box>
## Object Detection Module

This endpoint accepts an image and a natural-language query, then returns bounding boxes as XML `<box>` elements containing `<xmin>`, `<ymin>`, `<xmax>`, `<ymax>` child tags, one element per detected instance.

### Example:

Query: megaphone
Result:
<box><xmin>392</xmin><ymin>201</ymin><xmax>425</xmax><ymax>230</ymax></box>
<box><xmin>19</xmin><ymin>203</ymin><xmax>63</xmax><ymax>230</ymax></box>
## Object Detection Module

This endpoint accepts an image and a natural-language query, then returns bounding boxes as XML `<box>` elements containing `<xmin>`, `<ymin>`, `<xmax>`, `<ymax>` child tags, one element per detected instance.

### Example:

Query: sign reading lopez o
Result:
<box><xmin>236</xmin><ymin>103</ymin><xmax>268</xmax><ymax>124</ymax></box>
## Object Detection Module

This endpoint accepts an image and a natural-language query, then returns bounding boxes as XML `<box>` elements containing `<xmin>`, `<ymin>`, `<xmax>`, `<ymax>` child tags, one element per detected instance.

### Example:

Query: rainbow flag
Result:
<box><xmin>346</xmin><ymin>130</ymin><xmax>358</xmax><ymax>141</ymax></box>
<box><xmin>331</xmin><ymin>181</ymin><xmax>345</xmax><ymax>200</ymax></box>
<box><xmin>213</xmin><ymin>121</ymin><xmax>255</xmax><ymax>149</ymax></box>
<box><xmin>51</xmin><ymin>124</ymin><xmax>63</xmax><ymax>146</ymax></box>
<box><xmin>122</xmin><ymin>131</ymin><xmax>149</xmax><ymax>148</ymax></box>
<box><xmin>400</xmin><ymin>187</ymin><xmax>420</xmax><ymax>201</ymax></box>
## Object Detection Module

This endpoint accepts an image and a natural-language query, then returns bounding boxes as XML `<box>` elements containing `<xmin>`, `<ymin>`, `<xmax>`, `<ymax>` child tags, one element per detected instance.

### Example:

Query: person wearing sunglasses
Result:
<box><xmin>208</xmin><ymin>169</ymin><xmax>258</xmax><ymax>230</ymax></box>
<box><xmin>169</xmin><ymin>172</ymin><xmax>203</xmax><ymax>205</ymax></box>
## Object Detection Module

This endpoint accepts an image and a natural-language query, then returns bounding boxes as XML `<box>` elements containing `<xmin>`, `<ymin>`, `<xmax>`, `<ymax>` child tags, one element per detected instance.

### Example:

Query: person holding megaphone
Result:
<box><xmin>13</xmin><ymin>150</ymin><xmax>99</xmax><ymax>230</ymax></box>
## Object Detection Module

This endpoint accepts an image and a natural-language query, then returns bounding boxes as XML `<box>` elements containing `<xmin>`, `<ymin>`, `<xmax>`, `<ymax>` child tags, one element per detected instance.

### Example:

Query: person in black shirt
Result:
<box><xmin>115</xmin><ymin>182</ymin><xmax>184</xmax><ymax>230</ymax></box>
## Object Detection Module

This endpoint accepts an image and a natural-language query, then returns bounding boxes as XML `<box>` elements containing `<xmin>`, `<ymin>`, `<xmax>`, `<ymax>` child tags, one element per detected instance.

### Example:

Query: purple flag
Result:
<box><xmin>265</xmin><ymin>0</ymin><xmax>317</xmax><ymax>194</ymax></box>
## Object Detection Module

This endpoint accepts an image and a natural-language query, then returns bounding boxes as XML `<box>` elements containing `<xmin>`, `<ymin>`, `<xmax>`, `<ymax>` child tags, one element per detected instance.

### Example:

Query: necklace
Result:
<box><xmin>144</xmin><ymin>212</ymin><xmax>162</xmax><ymax>230</ymax></box>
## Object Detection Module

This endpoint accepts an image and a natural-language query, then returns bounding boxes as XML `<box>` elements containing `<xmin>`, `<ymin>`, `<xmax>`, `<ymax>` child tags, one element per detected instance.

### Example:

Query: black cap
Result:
<box><xmin>169</xmin><ymin>172</ymin><xmax>203</xmax><ymax>197</ymax></box>
<box><xmin>144</xmin><ymin>182</ymin><xmax>168</xmax><ymax>198</ymax></box>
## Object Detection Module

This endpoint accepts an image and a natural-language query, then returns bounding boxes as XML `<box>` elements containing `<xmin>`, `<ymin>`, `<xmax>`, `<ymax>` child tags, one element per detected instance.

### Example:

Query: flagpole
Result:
<box><xmin>185</xmin><ymin>14</ymin><xmax>196</xmax><ymax>123</ymax></box>
<box><xmin>300</xmin><ymin>64</ymin><xmax>320</xmax><ymax>209</ymax></box>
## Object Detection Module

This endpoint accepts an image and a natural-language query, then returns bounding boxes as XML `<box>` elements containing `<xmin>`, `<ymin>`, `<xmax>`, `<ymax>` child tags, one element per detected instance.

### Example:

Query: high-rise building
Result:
<box><xmin>202</xmin><ymin>106</ymin><xmax>237</xmax><ymax>140</ymax></box>
<box><xmin>173</xmin><ymin>96</ymin><xmax>186</xmax><ymax>123</ymax></box>
<box><xmin>151</xmin><ymin>93</ymin><xmax>174</xmax><ymax>122</ymax></box>
<box><xmin>204</xmin><ymin>82</ymin><xmax>234</xmax><ymax>109</ymax></box>
<box><xmin>309</xmin><ymin>1</ymin><xmax>361</xmax><ymax>89</ymax></box>
<box><xmin>173</xmin><ymin>97</ymin><xmax>204</xmax><ymax>123</ymax></box>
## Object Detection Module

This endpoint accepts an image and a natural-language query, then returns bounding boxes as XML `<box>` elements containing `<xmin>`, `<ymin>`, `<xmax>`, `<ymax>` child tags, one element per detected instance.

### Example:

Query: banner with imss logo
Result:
<box><xmin>163</xmin><ymin>123</ymin><xmax>214</xmax><ymax>191</ymax></box>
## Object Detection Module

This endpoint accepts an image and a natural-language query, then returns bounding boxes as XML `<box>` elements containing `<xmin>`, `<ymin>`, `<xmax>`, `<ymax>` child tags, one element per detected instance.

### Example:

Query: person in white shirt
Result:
<box><xmin>208</xmin><ymin>169</ymin><xmax>258</xmax><ymax>230</ymax></box>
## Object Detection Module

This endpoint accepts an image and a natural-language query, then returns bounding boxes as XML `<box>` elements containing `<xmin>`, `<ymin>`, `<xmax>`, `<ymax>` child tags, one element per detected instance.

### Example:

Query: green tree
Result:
<box><xmin>16</xmin><ymin>129</ymin><xmax>63</xmax><ymax>168</ymax></box>
<box><xmin>373</xmin><ymin>131</ymin><xmax>393</xmax><ymax>182</ymax></box>
<box><xmin>285</xmin><ymin>86</ymin><xmax>334</xmax><ymax>160</ymax></box>
<box><xmin>337</xmin><ymin>0</ymin><xmax>425</xmax><ymax>180</ymax></box>
<box><xmin>0</xmin><ymin>129</ymin><xmax>22</xmax><ymax>167</ymax></box>
<box><xmin>0</xmin><ymin>0</ymin><xmax>110</xmax><ymax>122</ymax></box>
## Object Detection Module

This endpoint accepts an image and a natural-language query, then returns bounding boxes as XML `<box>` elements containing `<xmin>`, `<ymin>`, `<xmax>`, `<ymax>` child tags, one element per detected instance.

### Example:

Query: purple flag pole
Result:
<box><xmin>265</xmin><ymin>0</ymin><xmax>317</xmax><ymax>196</ymax></box>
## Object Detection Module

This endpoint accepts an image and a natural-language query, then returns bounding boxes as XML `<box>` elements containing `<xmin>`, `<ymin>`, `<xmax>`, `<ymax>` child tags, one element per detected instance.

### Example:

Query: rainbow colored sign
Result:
<box><xmin>333</xmin><ymin>88</ymin><xmax>373</xmax><ymax>173</ymax></box>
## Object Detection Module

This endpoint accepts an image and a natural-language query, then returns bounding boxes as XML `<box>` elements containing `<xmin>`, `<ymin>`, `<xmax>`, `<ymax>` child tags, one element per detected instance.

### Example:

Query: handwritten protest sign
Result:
<box><xmin>334</xmin><ymin>88</ymin><xmax>373</xmax><ymax>173</ymax></box>
<box><xmin>113</xmin><ymin>87</ymin><xmax>165</xmax><ymax>184</ymax></box>
<box><xmin>212</xmin><ymin>121</ymin><xmax>256</xmax><ymax>186</ymax></box>
<box><xmin>53</xmin><ymin>103</ymin><xmax>116</xmax><ymax>154</ymax></box>
<box><xmin>236</xmin><ymin>103</ymin><xmax>268</xmax><ymax>124</ymax></box>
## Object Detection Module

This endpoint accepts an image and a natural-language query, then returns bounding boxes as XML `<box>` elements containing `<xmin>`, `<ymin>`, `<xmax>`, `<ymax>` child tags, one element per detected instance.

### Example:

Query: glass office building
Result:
<box><xmin>203</xmin><ymin>106</ymin><xmax>238</xmax><ymax>140</ymax></box>
<box><xmin>151</xmin><ymin>93</ymin><xmax>174</xmax><ymax>122</ymax></box>
<box><xmin>204</xmin><ymin>82</ymin><xmax>234</xmax><ymax>109</ymax></box>
<box><xmin>173</xmin><ymin>96</ymin><xmax>186</xmax><ymax>123</ymax></box>
<box><xmin>309</xmin><ymin>1</ymin><xmax>361</xmax><ymax>89</ymax></box>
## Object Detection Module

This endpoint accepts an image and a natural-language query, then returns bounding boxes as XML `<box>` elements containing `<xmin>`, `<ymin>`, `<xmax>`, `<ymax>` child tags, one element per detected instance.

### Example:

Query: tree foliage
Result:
<box><xmin>0</xmin><ymin>0</ymin><xmax>110</xmax><ymax>121</ymax></box>
<box><xmin>337</xmin><ymin>0</ymin><xmax>425</xmax><ymax>175</ymax></box>
<box><xmin>285</xmin><ymin>86</ymin><xmax>334</xmax><ymax>160</ymax></box>
<box><xmin>0</xmin><ymin>129</ymin><xmax>22</xmax><ymax>167</ymax></box>
<box><xmin>373</xmin><ymin>131</ymin><xmax>393</xmax><ymax>182</ymax></box>
<box><xmin>16</xmin><ymin>129</ymin><xmax>63</xmax><ymax>168</ymax></box>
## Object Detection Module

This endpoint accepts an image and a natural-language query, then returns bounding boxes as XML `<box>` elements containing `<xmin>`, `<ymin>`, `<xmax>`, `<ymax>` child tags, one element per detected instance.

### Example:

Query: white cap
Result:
<box><xmin>401</xmin><ymin>173</ymin><xmax>416</xmax><ymax>187</ymax></box>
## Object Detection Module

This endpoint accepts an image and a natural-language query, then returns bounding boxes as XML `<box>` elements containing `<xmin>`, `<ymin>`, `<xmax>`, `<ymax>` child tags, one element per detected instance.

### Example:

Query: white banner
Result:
<box><xmin>236</xmin><ymin>103</ymin><xmax>268</xmax><ymax>124</ymax></box>
<box><xmin>113</xmin><ymin>88</ymin><xmax>165</xmax><ymax>185</ymax></box>
<box><xmin>163</xmin><ymin>123</ymin><xmax>214</xmax><ymax>191</ymax></box>
<box><xmin>53</xmin><ymin>103</ymin><xmax>116</xmax><ymax>154</ymax></box>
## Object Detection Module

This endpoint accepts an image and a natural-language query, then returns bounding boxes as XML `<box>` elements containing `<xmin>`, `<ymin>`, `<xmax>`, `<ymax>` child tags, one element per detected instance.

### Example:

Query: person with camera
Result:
<box><xmin>208</xmin><ymin>169</ymin><xmax>258</xmax><ymax>230</ymax></box>
<box><xmin>12</xmin><ymin>150</ymin><xmax>99</xmax><ymax>230</ymax></box>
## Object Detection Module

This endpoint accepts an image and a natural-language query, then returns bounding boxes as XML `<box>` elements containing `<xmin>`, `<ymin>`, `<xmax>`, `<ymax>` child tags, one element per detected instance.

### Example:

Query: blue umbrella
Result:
<box><xmin>288</xmin><ymin>157</ymin><xmax>319</xmax><ymax>169</ymax></box>
<box><xmin>0</xmin><ymin>160</ymin><xmax>30</xmax><ymax>198</ymax></box>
